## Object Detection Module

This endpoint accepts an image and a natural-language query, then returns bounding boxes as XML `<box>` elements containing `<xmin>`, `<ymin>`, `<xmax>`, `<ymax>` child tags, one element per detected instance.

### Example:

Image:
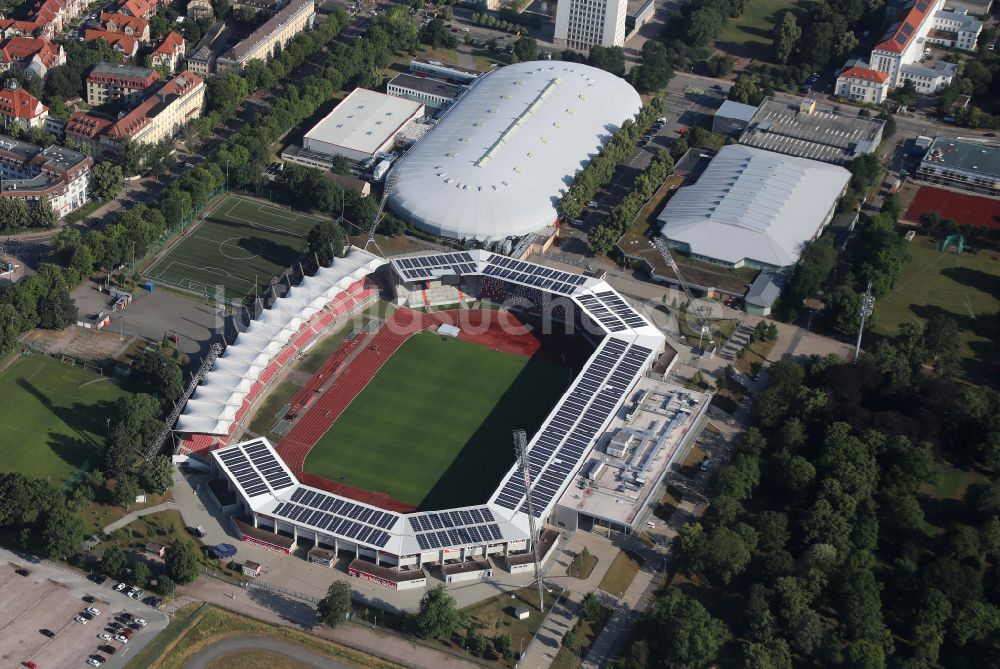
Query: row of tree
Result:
<box><xmin>587</xmin><ymin>149</ymin><xmax>675</xmax><ymax>255</ymax></box>
<box><xmin>557</xmin><ymin>100</ymin><xmax>663</xmax><ymax>223</ymax></box>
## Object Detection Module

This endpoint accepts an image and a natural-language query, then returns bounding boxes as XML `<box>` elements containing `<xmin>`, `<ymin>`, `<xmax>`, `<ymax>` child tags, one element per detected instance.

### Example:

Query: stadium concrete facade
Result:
<box><xmin>183</xmin><ymin>249</ymin><xmax>709</xmax><ymax>587</ymax></box>
<box><xmin>388</xmin><ymin>61</ymin><xmax>642</xmax><ymax>242</ymax></box>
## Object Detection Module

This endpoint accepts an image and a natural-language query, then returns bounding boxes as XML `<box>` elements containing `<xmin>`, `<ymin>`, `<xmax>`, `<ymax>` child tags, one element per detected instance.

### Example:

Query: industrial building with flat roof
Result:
<box><xmin>388</xmin><ymin>61</ymin><xmax>642</xmax><ymax>242</ymax></box>
<box><xmin>409</xmin><ymin>57</ymin><xmax>481</xmax><ymax>84</ymax></box>
<box><xmin>387</xmin><ymin>73</ymin><xmax>465</xmax><ymax>110</ymax></box>
<box><xmin>657</xmin><ymin>145</ymin><xmax>851</xmax><ymax>270</ymax></box>
<box><xmin>739</xmin><ymin>97</ymin><xmax>885</xmax><ymax>165</ymax></box>
<box><xmin>917</xmin><ymin>137</ymin><xmax>1000</xmax><ymax>195</ymax></box>
<box><xmin>303</xmin><ymin>88</ymin><xmax>425</xmax><ymax>162</ymax></box>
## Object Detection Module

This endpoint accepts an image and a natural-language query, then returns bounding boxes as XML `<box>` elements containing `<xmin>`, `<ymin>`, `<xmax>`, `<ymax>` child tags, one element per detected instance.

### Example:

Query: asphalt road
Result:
<box><xmin>183</xmin><ymin>636</ymin><xmax>353</xmax><ymax>669</ymax></box>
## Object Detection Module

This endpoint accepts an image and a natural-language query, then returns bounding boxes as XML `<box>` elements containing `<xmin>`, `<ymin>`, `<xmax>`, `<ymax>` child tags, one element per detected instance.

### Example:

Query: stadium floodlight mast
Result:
<box><xmin>652</xmin><ymin>237</ymin><xmax>712</xmax><ymax>349</ymax></box>
<box><xmin>513</xmin><ymin>429</ymin><xmax>545</xmax><ymax>613</ymax></box>
<box><xmin>854</xmin><ymin>281</ymin><xmax>875</xmax><ymax>362</ymax></box>
<box><xmin>363</xmin><ymin>172</ymin><xmax>398</xmax><ymax>257</ymax></box>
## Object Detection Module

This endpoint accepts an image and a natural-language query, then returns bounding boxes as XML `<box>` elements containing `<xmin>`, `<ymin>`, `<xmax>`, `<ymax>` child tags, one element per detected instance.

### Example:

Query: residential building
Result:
<box><xmin>0</xmin><ymin>80</ymin><xmax>47</xmax><ymax>130</ymax></box>
<box><xmin>84</xmin><ymin>30</ymin><xmax>140</xmax><ymax>58</ymax></box>
<box><xmin>187</xmin><ymin>0</ymin><xmax>213</xmax><ymax>19</ymax></box>
<box><xmin>927</xmin><ymin>8</ymin><xmax>983</xmax><ymax>50</ymax></box>
<box><xmin>554</xmin><ymin>0</ymin><xmax>628</xmax><ymax>50</ymax></box>
<box><xmin>99</xmin><ymin>12</ymin><xmax>151</xmax><ymax>43</ymax></box>
<box><xmin>116</xmin><ymin>0</ymin><xmax>157</xmax><ymax>19</ymax></box>
<box><xmin>835</xmin><ymin>66</ymin><xmax>890</xmax><ymax>104</ymax></box>
<box><xmin>70</xmin><ymin>71</ymin><xmax>205</xmax><ymax>156</ymax></box>
<box><xmin>86</xmin><ymin>63</ymin><xmax>159</xmax><ymax>106</ymax></box>
<box><xmin>712</xmin><ymin>100</ymin><xmax>757</xmax><ymax>137</ymax></box>
<box><xmin>739</xmin><ymin>97</ymin><xmax>885</xmax><ymax>165</ymax></box>
<box><xmin>0</xmin><ymin>37</ymin><xmax>65</xmax><ymax>78</ymax></box>
<box><xmin>230</xmin><ymin>0</ymin><xmax>282</xmax><ymax>14</ymax></box>
<box><xmin>0</xmin><ymin>0</ymin><xmax>88</xmax><ymax>41</ymax></box>
<box><xmin>868</xmin><ymin>0</ymin><xmax>943</xmax><ymax>87</ymax></box>
<box><xmin>657</xmin><ymin>145</ymin><xmax>851</xmax><ymax>271</ymax></box>
<box><xmin>944</xmin><ymin>0</ymin><xmax>991</xmax><ymax>14</ymax></box>
<box><xmin>151</xmin><ymin>31</ymin><xmax>185</xmax><ymax>73</ymax></box>
<box><xmin>0</xmin><ymin>134</ymin><xmax>92</xmax><ymax>217</ymax></box>
<box><xmin>186</xmin><ymin>21</ymin><xmax>225</xmax><ymax>76</ymax></box>
<box><xmin>386</xmin><ymin>73</ymin><xmax>464</xmax><ymax>110</ymax></box>
<box><xmin>215</xmin><ymin>0</ymin><xmax>315</xmax><ymax>72</ymax></box>
<box><xmin>917</xmin><ymin>137</ymin><xmax>1000</xmax><ymax>195</ymax></box>
<box><xmin>409</xmin><ymin>57</ymin><xmax>481</xmax><ymax>84</ymax></box>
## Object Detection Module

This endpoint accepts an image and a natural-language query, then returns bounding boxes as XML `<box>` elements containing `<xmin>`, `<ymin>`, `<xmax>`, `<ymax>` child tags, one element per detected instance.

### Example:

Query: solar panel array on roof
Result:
<box><xmin>405</xmin><ymin>507</ymin><xmax>502</xmax><ymax>550</ymax></box>
<box><xmin>395</xmin><ymin>252</ymin><xmax>476</xmax><ymax>282</ymax></box>
<box><xmin>576</xmin><ymin>294</ymin><xmax>627</xmax><ymax>332</ymax></box>
<box><xmin>895</xmin><ymin>33</ymin><xmax>907</xmax><ymax>44</ymax></box>
<box><xmin>900</xmin><ymin>22</ymin><xmax>914</xmax><ymax>35</ymax></box>
<box><xmin>275</xmin><ymin>486</ymin><xmax>396</xmax><ymax>548</ymax></box>
<box><xmin>495</xmin><ymin>339</ymin><xmax>653</xmax><ymax>515</ymax></box>
<box><xmin>482</xmin><ymin>254</ymin><xmax>587</xmax><ymax>296</ymax></box>
<box><xmin>243</xmin><ymin>440</ymin><xmax>294</xmax><ymax>490</ymax></box>
<box><xmin>218</xmin><ymin>448</ymin><xmax>269</xmax><ymax>498</ymax></box>
<box><xmin>595</xmin><ymin>292</ymin><xmax>648</xmax><ymax>329</ymax></box>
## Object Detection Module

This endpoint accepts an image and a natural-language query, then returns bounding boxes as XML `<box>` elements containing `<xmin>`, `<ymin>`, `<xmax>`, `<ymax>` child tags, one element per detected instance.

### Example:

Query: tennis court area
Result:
<box><xmin>0</xmin><ymin>355</ymin><xmax>127</xmax><ymax>487</ymax></box>
<box><xmin>303</xmin><ymin>331</ymin><xmax>571</xmax><ymax>510</ymax></box>
<box><xmin>145</xmin><ymin>194</ymin><xmax>327</xmax><ymax>300</ymax></box>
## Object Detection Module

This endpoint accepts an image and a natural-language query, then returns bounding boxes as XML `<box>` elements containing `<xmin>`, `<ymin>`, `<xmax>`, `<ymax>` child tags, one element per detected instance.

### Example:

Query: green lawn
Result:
<box><xmin>145</xmin><ymin>194</ymin><xmax>325</xmax><ymax>301</ymax></box>
<box><xmin>303</xmin><ymin>331</ymin><xmax>570</xmax><ymax>509</ymax></box>
<box><xmin>0</xmin><ymin>355</ymin><xmax>127</xmax><ymax>487</ymax></box>
<box><xmin>715</xmin><ymin>0</ymin><xmax>800</xmax><ymax>61</ymax></box>
<box><xmin>872</xmin><ymin>236</ymin><xmax>1000</xmax><ymax>372</ymax></box>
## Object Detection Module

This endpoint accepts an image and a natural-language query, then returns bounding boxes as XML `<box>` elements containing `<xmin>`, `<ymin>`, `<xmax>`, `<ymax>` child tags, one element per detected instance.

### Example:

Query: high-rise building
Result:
<box><xmin>554</xmin><ymin>0</ymin><xmax>627</xmax><ymax>50</ymax></box>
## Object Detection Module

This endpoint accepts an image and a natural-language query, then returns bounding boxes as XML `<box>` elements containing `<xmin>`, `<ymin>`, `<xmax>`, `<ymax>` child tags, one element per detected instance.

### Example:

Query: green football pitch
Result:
<box><xmin>303</xmin><ymin>332</ymin><xmax>572</xmax><ymax>510</ymax></box>
<box><xmin>0</xmin><ymin>355</ymin><xmax>127</xmax><ymax>487</ymax></box>
<box><xmin>145</xmin><ymin>194</ymin><xmax>327</xmax><ymax>300</ymax></box>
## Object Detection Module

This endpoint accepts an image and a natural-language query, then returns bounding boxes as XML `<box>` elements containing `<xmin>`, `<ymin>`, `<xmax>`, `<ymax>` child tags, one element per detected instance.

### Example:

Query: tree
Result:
<box><xmin>420</xmin><ymin>19</ymin><xmax>457</xmax><ymax>49</ymax></box>
<box><xmin>703</xmin><ymin>526</ymin><xmax>753</xmax><ymax>584</ymax></box>
<box><xmin>773</xmin><ymin>12</ymin><xmax>801</xmax><ymax>64</ymax></box>
<box><xmin>132</xmin><ymin>348</ymin><xmax>183</xmax><ymax>410</ymax></box>
<box><xmin>416</xmin><ymin>585</ymin><xmax>462</xmax><ymax>639</ymax></box>
<box><xmin>157</xmin><ymin>574</ymin><xmax>175</xmax><ymax>596</ymax></box>
<box><xmin>494</xmin><ymin>633</ymin><xmax>513</xmax><ymax>660</ymax></box>
<box><xmin>91</xmin><ymin>162</ymin><xmax>124</xmax><ymax>201</ymax></box>
<box><xmin>37</xmin><ymin>290</ymin><xmax>77</xmax><ymax>329</ymax></box>
<box><xmin>0</xmin><ymin>197</ymin><xmax>30</xmax><ymax>231</ymax></box>
<box><xmin>37</xmin><ymin>506</ymin><xmax>83</xmax><ymax>559</ymax></box>
<box><xmin>686</xmin><ymin>6</ymin><xmax>724</xmax><ymax>46</ymax></box>
<box><xmin>165</xmin><ymin>540</ymin><xmax>199</xmax><ymax>584</ymax></box>
<box><xmin>114</xmin><ymin>474</ymin><xmax>140</xmax><ymax>509</ymax></box>
<box><xmin>512</xmin><ymin>37</ymin><xmax>539</xmax><ymax>63</ymax></box>
<box><xmin>580</xmin><ymin>591</ymin><xmax>602</xmax><ymax>621</ymax></box>
<box><xmin>314</xmin><ymin>580</ymin><xmax>353</xmax><ymax>627</ymax></box>
<box><xmin>132</xmin><ymin>560</ymin><xmax>151</xmax><ymax>588</ymax></box>
<box><xmin>923</xmin><ymin>314</ymin><xmax>960</xmax><ymax>366</ymax></box>
<box><xmin>29</xmin><ymin>196</ymin><xmax>57</xmax><ymax>229</ymax></box>
<box><xmin>651</xmin><ymin>589</ymin><xmax>729</xmax><ymax>667</ymax></box>
<box><xmin>143</xmin><ymin>455</ymin><xmax>174</xmax><ymax>495</ymax></box>
<box><xmin>563</xmin><ymin>628</ymin><xmax>577</xmax><ymax>648</ymax></box>
<box><xmin>101</xmin><ymin>545</ymin><xmax>127</xmax><ymax>578</ymax></box>
<box><xmin>630</xmin><ymin>41</ymin><xmax>673</xmax><ymax>93</ymax></box>
<box><xmin>307</xmin><ymin>220</ymin><xmax>348</xmax><ymax>267</ymax></box>
<box><xmin>588</xmin><ymin>45</ymin><xmax>625</xmax><ymax>76</ymax></box>
<box><xmin>844</xmin><ymin>639</ymin><xmax>886</xmax><ymax>669</ymax></box>
<box><xmin>728</xmin><ymin>74</ymin><xmax>761</xmax><ymax>105</ymax></box>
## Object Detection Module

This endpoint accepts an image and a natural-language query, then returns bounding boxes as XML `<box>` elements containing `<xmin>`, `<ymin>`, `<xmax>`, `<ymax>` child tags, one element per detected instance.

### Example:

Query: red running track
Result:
<box><xmin>275</xmin><ymin>307</ymin><xmax>542</xmax><ymax>512</ymax></box>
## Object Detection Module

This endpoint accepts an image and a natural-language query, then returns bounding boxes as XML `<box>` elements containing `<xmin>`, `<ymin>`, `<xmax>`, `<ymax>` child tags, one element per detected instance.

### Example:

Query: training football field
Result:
<box><xmin>145</xmin><ymin>194</ymin><xmax>327</xmax><ymax>301</ymax></box>
<box><xmin>303</xmin><ymin>332</ymin><xmax>571</xmax><ymax>510</ymax></box>
<box><xmin>0</xmin><ymin>355</ymin><xmax>127</xmax><ymax>488</ymax></box>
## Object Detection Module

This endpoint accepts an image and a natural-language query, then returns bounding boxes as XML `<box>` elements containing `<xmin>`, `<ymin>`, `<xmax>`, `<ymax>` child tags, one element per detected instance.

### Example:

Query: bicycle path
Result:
<box><xmin>184</xmin><ymin>635</ymin><xmax>353</xmax><ymax>668</ymax></box>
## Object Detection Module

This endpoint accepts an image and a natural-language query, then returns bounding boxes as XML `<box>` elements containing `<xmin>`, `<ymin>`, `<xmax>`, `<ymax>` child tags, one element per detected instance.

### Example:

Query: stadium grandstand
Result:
<box><xmin>189</xmin><ymin>250</ymin><xmax>711</xmax><ymax>587</ymax></box>
<box><xmin>387</xmin><ymin>61</ymin><xmax>642</xmax><ymax>242</ymax></box>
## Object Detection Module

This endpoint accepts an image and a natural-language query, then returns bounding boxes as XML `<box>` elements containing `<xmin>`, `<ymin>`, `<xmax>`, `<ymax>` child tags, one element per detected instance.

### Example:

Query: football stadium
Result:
<box><xmin>176</xmin><ymin>248</ymin><xmax>711</xmax><ymax>589</ymax></box>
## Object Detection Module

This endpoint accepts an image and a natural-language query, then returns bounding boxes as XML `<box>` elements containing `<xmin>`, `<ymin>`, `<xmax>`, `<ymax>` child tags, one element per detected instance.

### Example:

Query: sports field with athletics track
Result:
<box><xmin>302</xmin><ymin>330</ymin><xmax>572</xmax><ymax>510</ymax></box>
<box><xmin>0</xmin><ymin>355</ymin><xmax>127</xmax><ymax>487</ymax></box>
<box><xmin>144</xmin><ymin>194</ymin><xmax>325</xmax><ymax>300</ymax></box>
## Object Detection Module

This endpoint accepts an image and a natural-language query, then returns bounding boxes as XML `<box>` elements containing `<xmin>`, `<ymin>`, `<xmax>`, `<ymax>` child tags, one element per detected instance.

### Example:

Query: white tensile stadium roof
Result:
<box><xmin>174</xmin><ymin>247</ymin><xmax>385</xmax><ymax>436</ymax></box>
<box><xmin>657</xmin><ymin>145</ymin><xmax>851</xmax><ymax>269</ymax></box>
<box><xmin>388</xmin><ymin>61</ymin><xmax>642</xmax><ymax>242</ymax></box>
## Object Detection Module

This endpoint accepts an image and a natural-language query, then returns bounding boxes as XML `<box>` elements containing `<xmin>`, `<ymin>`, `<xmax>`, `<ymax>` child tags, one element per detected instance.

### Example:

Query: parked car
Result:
<box><xmin>15</xmin><ymin>568</ymin><xmax>30</xmax><ymax>576</ymax></box>
<box><xmin>75</xmin><ymin>616</ymin><xmax>89</xmax><ymax>624</ymax></box>
<box><xmin>88</xmin><ymin>659</ymin><xmax>101</xmax><ymax>666</ymax></box>
<box><xmin>114</xmin><ymin>583</ymin><xmax>127</xmax><ymax>592</ymax></box>
<box><xmin>98</xmin><ymin>633</ymin><xmax>111</xmax><ymax>641</ymax></box>
<box><xmin>114</xmin><ymin>635</ymin><xmax>129</xmax><ymax>644</ymax></box>
<box><xmin>100</xmin><ymin>645</ymin><xmax>116</xmax><ymax>655</ymax></box>
<box><xmin>134</xmin><ymin>618</ymin><xmax>147</xmax><ymax>627</ymax></box>
<box><xmin>131</xmin><ymin>590</ymin><xmax>144</xmax><ymax>599</ymax></box>
<box><xmin>699</xmin><ymin>458</ymin><xmax>711</xmax><ymax>472</ymax></box>
<box><xmin>40</xmin><ymin>628</ymin><xmax>54</xmax><ymax>638</ymax></box>
<box><xmin>85</xmin><ymin>607</ymin><xmax>101</xmax><ymax>616</ymax></box>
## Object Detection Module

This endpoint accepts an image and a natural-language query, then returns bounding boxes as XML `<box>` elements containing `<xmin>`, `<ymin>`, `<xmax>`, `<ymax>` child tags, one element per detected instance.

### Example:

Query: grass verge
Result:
<box><xmin>599</xmin><ymin>551</ymin><xmax>643</xmax><ymax>598</ymax></box>
<box><xmin>551</xmin><ymin>604</ymin><xmax>614</xmax><ymax>669</ymax></box>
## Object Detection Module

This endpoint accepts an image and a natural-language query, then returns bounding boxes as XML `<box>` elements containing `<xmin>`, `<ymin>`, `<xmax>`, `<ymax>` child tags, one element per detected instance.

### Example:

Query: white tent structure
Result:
<box><xmin>175</xmin><ymin>246</ymin><xmax>386</xmax><ymax>437</ymax></box>
<box><xmin>389</xmin><ymin>61</ymin><xmax>642</xmax><ymax>242</ymax></box>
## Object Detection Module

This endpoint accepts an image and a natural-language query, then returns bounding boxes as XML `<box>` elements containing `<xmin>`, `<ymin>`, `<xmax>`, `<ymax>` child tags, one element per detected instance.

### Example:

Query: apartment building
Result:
<box><xmin>0</xmin><ymin>37</ymin><xmax>65</xmax><ymax>78</ymax></box>
<box><xmin>834</xmin><ymin>66</ymin><xmax>890</xmax><ymax>104</ymax></box>
<box><xmin>554</xmin><ymin>0</ymin><xmax>627</xmax><ymax>50</ymax></box>
<box><xmin>69</xmin><ymin>71</ymin><xmax>205</xmax><ymax>157</ymax></box>
<box><xmin>151</xmin><ymin>31</ymin><xmax>185</xmax><ymax>73</ymax></box>
<box><xmin>86</xmin><ymin>63</ymin><xmax>159</xmax><ymax>105</ymax></box>
<box><xmin>99</xmin><ymin>11</ymin><xmax>151</xmax><ymax>43</ymax></box>
<box><xmin>927</xmin><ymin>8</ymin><xmax>983</xmax><ymax>49</ymax></box>
<box><xmin>215</xmin><ymin>0</ymin><xmax>315</xmax><ymax>72</ymax></box>
<box><xmin>0</xmin><ymin>80</ymin><xmax>47</xmax><ymax>131</ymax></box>
<box><xmin>84</xmin><ymin>30</ymin><xmax>140</xmax><ymax>58</ymax></box>
<box><xmin>0</xmin><ymin>134</ymin><xmax>92</xmax><ymax>217</ymax></box>
<box><xmin>0</xmin><ymin>0</ymin><xmax>88</xmax><ymax>41</ymax></box>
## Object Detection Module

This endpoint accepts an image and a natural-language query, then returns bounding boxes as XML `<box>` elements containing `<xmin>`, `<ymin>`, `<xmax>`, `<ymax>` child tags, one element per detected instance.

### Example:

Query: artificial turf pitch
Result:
<box><xmin>302</xmin><ymin>331</ymin><xmax>571</xmax><ymax>510</ymax></box>
<box><xmin>145</xmin><ymin>194</ymin><xmax>326</xmax><ymax>300</ymax></box>
<box><xmin>0</xmin><ymin>355</ymin><xmax>127</xmax><ymax>487</ymax></box>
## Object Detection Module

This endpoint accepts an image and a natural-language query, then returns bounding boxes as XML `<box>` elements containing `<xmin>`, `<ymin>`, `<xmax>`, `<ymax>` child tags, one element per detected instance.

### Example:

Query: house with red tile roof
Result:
<box><xmin>151</xmin><ymin>31</ymin><xmax>185</xmax><ymax>73</ymax></box>
<box><xmin>117</xmin><ymin>0</ymin><xmax>157</xmax><ymax>19</ymax></box>
<box><xmin>100</xmin><ymin>12</ymin><xmax>150</xmax><ymax>43</ymax></box>
<box><xmin>84</xmin><ymin>30</ymin><xmax>139</xmax><ymax>58</ymax></box>
<box><xmin>835</xmin><ymin>66</ymin><xmax>890</xmax><ymax>104</ymax></box>
<box><xmin>0</xmin><ymin>36</ymin><xmax>65</xmax><ymax>77</ymax></box>
<box><xmin>0</xmin><ymin>79</ymin><xmax>47</xmax><ymax>130</ymax></box>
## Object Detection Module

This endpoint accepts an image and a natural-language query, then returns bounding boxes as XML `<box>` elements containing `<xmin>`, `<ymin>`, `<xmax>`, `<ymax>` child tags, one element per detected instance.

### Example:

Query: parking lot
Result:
<box><xmin>0</xmin><ymin>561</ymin><xmax>165</xmax><ymax>669</ymax></box>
